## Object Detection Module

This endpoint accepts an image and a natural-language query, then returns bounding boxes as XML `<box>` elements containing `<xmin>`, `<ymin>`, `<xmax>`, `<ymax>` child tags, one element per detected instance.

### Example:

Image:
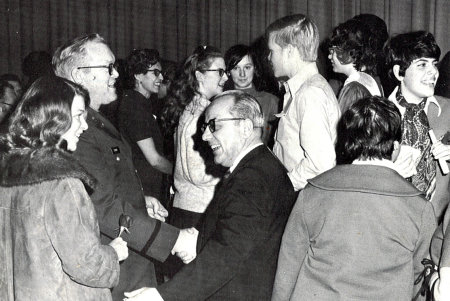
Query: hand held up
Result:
<box><xmin>109</xmin><ymin>237</ymin><xmax>128</xmax><ymax>261</ymax></box>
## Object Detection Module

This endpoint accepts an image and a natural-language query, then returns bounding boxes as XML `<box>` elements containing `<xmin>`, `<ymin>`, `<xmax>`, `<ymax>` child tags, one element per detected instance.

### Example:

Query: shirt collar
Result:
<box><xmin>388</xmin><ymin>86</ymin><xmax>441</xmax><ymax>117</ymax></box>
<box><xmin>284</xmin><ymin>63</ymin><xmax>319</xmax><ymax>97</ymax></box>
<box><xmin>344</xmin><ymin>70</ymin><xmax>361</xmax><ymax>86</ymax></box>
<box><xmin>352</xmin><ymin>158</ymin><xmax>396</xmax><ymax>171</ymax></box>
<box><xmin>229</xmin><ymin>143</ymin><xmax>264</xmax><ymax>173</ymax></box>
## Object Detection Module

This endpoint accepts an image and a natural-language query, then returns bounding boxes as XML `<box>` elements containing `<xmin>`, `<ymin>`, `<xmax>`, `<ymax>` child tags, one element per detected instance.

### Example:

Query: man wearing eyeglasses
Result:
<box><xmin>124</xmin><ymin>90</ymin><xmax>296</xmax><ymax>301</ymax></box>
<box><xmin>53</xmin><ymin>33</ymin><xmax>198</xmax><ymax>301</ymax></box>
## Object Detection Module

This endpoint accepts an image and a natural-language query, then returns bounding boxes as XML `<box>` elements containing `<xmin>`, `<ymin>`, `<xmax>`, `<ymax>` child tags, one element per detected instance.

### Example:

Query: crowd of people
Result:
<box><xmin>0</xmin><ymin>12</ymin><xmax>449</xmax><ymax>301</ymax></box>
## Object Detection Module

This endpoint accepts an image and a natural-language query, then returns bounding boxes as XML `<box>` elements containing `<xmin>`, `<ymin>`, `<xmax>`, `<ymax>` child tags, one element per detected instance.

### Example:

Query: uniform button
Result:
<box><xmin>116</xmin><ymin>157</ymin><xmax>120</xmax><ymax>161</ymax></box>
<box><xmin>101</xmin><ymin>123</ymin><xmax>104</xmax><ymax>128</ymax></box>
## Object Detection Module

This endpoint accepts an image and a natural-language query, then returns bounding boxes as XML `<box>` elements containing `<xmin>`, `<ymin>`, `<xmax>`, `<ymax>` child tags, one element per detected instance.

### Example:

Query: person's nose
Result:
<box><xmin>80</xmin><ymin>115</ymin><xmax>88</xmax><ymax>131</ymax></box>
<box><xmin>111</xmin><ymin>66</ymin><xmax>119</xmax><ymax>78</ymax></box>
<box><xmin>428</xmin><ymin>64</ymin><xmax>438</xmax><ymax>76</ymax></box>
<box><xmin>239</xmin><ymin>68</ymin><xmax>245</xmax><ymax>77</ymax></box>
<box><xmin>222</xmin><ymin>72</ymin><xmax>228</xmax><ymax>81</ymax></box>
<box><xmin>202</xmin><ymin>127</ymin><xmax>212</xmax><ymax>141</ymax></box>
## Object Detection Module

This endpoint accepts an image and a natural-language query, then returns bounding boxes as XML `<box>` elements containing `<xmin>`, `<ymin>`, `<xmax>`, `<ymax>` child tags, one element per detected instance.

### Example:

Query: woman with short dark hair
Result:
<box><xmin>328</xmin><ymin>19</ymin><xmax>382</xmax><ymax>113</ymax></box>
<box><xmin>118</xmin><ymin>49</ymin><xmax>173</xmax><ymax>211</ymax></box>
<box><xmin>0</xmin><ymin>76</ymin><xmax>128</xmax><ymax>300</ymax></box>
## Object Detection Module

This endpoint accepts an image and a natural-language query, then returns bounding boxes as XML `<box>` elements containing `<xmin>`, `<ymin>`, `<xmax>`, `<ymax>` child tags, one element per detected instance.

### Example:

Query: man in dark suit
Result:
<box><xmin>124</xmin><ymin>90</ymin><xmax>296</xmax><ymax>301</ymax></box>
<box><xmin>52</xmin><ymin>33</ymin><xmax>198</xmax><ymax>300</ymax></box>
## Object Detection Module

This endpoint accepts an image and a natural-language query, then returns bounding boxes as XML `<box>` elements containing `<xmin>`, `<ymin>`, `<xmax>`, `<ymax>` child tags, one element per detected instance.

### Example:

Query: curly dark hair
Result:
<box><xmin>1</xmin><ymin>75</ymin><xmax>89</xmax><ymax>151</ymax></box>
<box><xmin>329</xmin><ymin>19</ymin><xmax>377</xmax><ymax>75</ymax></box>
<box><xmin>161</xmin><ymin>45</ymin><xmax>222</xmax><ymax>136</ymax></box>
<box><xmin>124</xmin><ymin>48</ymin><xmax>160</xmax><ymax>89</ymax></box>
<box><xmin>335</xmin><ymin>96</ymin><xmax>402</xmax><ymax>164</ymax></box>
<box><xmin>384</xmin><ymin>31</ymin><xmax>441</xmax><ymax>80</ymax></box>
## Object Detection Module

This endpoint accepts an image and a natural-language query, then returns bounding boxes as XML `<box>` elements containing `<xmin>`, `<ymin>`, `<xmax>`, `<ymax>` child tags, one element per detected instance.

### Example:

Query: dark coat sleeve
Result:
<box><xmin>74</xmin><ymin>123</ymin><xmax>179</xmax><ymax>262</ymax></box>
<box><xmin>158</xmin><ymin>167</ymin><xmax>280</xmax><ymax>300</ymax></box>
<box><xmin>272</xmin><ymin>189</ymin><xmax>310</xmax><ymax>301</ymax></box>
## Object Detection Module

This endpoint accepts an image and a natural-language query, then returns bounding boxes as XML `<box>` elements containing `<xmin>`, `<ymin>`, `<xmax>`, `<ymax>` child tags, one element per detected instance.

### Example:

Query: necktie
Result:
<box><xmin>397</xmin><ymin>88</ymin><xmax>436</xmax><ymax>200</ymax></box>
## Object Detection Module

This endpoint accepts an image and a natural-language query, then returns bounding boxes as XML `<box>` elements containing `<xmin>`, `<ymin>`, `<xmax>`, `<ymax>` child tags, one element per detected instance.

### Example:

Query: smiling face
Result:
<box><xmin>61</xmin><ymin>95</ymin><xmax>88</xmax><ymax>151</ymax></box>
<box><xmin>397</xmin><ymin>57</ymin><xmax>439</xmax><ymax>103</ymax></box>
<box><xmin>202</xmin><ymin>95</ymin><xmax>245</xmax><ymax>168</ymax></box>
<box><xmin>136</xmin><ymin>62</ymin><xmax>163</xmax><ymax>96</ymax></box>
<box><xmin>198</xmin><ymin>57</ymin><xmax>228</xmax><ymax>99</ymax></box>
<box><xmin>230</xmin><ymin>55</ymin><xmax>255</xmax><ymax>90</ymax></box>
<box><xmin>79</xmin><ymin>42</ymin><xmax>119</xmax><ymax>110</ymax></box>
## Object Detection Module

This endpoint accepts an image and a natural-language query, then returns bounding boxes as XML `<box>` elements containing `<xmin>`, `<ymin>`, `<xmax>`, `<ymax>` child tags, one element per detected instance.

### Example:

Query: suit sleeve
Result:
<box><xmin>44</xmin><ymin>179</ymin><xmax>120</xmax><ymax>288</ymax></box>
<box><xmin>158</xmin><ymin>168</ymin><xmax>278</xmax><ymax>300</ymax></box>
<box><xmin>287</xmin><ymin>87</ymin><xmax>337</xmax><ymax>190</ymax></box>
<box><xmin>74</xmin><ymin>127</ymin><xmax>179</xmax><ymax>262</ymax></box>
<box><xmin>271</xmin><ymin>189</ymin><xmax>310</xmax><ymax>301</ymax></box>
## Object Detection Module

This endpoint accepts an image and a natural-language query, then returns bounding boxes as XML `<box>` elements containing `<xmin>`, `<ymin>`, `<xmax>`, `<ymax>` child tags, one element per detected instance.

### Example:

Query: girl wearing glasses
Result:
<box><xmin>161</xmin><ymin>45</ymin><xmax>228</xmax><ymax>276</ymax></box>
<box><xmin>0</xmin><ymin>76</ymin><xmax>128</xmax><ymax>300</ymax></box>
<box><xmin>118</xmin><ymin>49</ymin><xmax>173</xmax><ymax>211</ymax></box>
<box><xmin>224</xmin><ymin>44</ymin><xmax>280</xmax><ymax>147</ymax></box>
<box><xmin>328</xmin><ymin>19</ymin><xmax>382</xmax><ymax>114</ymax></box>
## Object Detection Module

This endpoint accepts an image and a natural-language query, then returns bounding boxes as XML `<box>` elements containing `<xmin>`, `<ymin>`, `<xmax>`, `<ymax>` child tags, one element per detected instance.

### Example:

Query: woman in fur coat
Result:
<box><xmin>0</xmin><ymin>76</ymin><xmax>128</xmax><ymax>301</ymax></box>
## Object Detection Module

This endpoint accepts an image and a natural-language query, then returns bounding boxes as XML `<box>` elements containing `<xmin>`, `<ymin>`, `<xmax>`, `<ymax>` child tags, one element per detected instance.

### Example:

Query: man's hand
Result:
<box><xmin>171</xmin><ymin>227</ymin><xmax>199</xmax><ymax>264</ymax></box>
<box><xmin>434</xmin><ymin>268</ymin><xmax>450</xmax><ymax>301</ymax></box>
<box><xmin>145</xmin><ymin>196</ymin><xmax>168</xmax><ymax>222</ymax></box>
<box><xmin>124</xmin><ymin>287</ymin><xmax>163</xmax><ymax>301</ymax></box>
<box><xmin>109</xmin><ymin>237</ymin><xmax>128</xmax><ymax>261</ymax></box>
<box><xmin>394</xmin><ymin>145</ymin><xmax>420</xmax><ymax>178</ymax></box>
<box><xmin>432</xmin><ymin>141</ymin><xmax>450</xmax><ymax>162</ymax></box>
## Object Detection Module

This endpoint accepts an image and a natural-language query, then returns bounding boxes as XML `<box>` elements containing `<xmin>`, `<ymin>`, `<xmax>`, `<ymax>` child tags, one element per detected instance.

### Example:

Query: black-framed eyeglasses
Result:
<box><xmin>201</xmin><ymin>68</ymin><xmax>226</xmax><ymax>77</ymax></box>
<box><xmin>201</xmin><ymin>118</ymin><xmax>244</xmax><ymax>133</ymax></box>
<box><xmin>77</xmin><ymin>63</ymin><xmax>117</xmax><ymax>76</ymax></box>
<box><xmin>146</xmin><ymin>69</ymin><xmax>163</xmax><ymax>77</ymax></box>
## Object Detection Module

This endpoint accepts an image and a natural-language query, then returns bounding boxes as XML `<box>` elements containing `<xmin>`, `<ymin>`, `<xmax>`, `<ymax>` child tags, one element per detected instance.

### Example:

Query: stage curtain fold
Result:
<box><xmin>1</xmin><ymin>0</ymin><xmax>448</xmax><ymax>76</ymax></box>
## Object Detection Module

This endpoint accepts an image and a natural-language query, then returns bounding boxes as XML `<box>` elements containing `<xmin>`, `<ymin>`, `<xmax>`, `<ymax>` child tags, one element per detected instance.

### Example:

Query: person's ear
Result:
<box><xmin>393</xmin><ymin>65</ymin><xmax>403</xmax><ymax>82</ymax></box>
<box><xmin>195</xmin><ymin>70</ymin><xmax>204</xmax><ymax>83</ymax></box>
<box><xmin>71</xmin><ymin>68</ymin><xmax>84</xmax><ymax>85</ymax></box>
<box><xmin>135</xmin><ymin>74</ymin><xmax>143</xmax><ymax>87</ymax></box>
<box><xmin>287</xmin><ymin>44</ymin><xmax>295</xmax><ymax>57</ymax></box>
<box><xmin>241</xmin><ymin>119</ymin><xmax>253</xmax><ymax>138</ymax></box>
<box><xmin>72</xmin><ymin>68</ymin><xmax>94</xmax><ymax>85</ymax></box>
<box><xmin>392</xmin><ymin>141</ymin><xmax>401</xmax><ymax>162</ymax></box>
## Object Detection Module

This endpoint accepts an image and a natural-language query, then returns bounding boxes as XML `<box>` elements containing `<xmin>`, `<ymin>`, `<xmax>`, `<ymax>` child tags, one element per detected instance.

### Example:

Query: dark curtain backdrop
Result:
<box><xmin>1</xmin><ymin>0</ymin><xmax>449</xmax><ymax>77</ymax></box>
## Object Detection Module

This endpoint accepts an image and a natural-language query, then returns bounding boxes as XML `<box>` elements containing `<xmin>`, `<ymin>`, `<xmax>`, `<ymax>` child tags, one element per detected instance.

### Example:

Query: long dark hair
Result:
<box><xmin>161</xmin><ymin>45</ymin><xmax>222</xmax><ymax>136</ymax></box>
<box><xmin>1</xmin><ymin>75</ymin><xmax>89</xmax><ymax>152</ymax></box>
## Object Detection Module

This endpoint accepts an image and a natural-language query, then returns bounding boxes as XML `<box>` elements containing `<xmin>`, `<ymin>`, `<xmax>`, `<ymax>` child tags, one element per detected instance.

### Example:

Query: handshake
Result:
<box><xmin>145</xmin><ymin>196</ymin><xmax>199</xmax><ymax>263</ymax></box>
<box><xmin>172</xmin><ymin>227</ymin><xmax>199</xmax><ymax>264</ymax></box>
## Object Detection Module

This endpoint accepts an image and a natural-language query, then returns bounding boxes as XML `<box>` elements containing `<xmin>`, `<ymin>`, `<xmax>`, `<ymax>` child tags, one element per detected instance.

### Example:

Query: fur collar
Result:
<box><xmin>0</xmin><ymin>147</ymin><xmax>96</xmax><ymax>190</ymax></box>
